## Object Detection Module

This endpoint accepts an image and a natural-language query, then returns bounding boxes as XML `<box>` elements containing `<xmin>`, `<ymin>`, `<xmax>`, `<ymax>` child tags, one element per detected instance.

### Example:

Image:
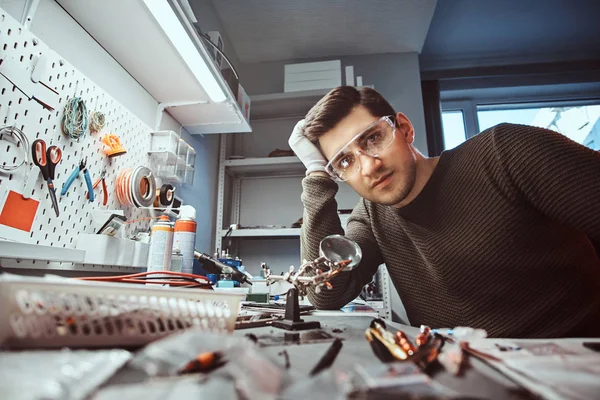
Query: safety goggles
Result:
<box><xmin>325</xmin><ymin>115</ymin><xmax>396</xmax><ymax>182</ymax></box>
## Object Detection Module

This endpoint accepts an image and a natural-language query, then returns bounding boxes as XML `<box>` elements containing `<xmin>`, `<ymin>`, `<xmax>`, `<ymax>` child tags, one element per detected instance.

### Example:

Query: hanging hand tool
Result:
<box><xmin>61</xmin><ymin>157</ymin><xmax>94</xmax><ymax>202</ymax></box>
<box><xmin>31</xmin><ymin>139</ymin><xmax>62</xmax><ymax>216</ymax></box>
<box><xmin>87</xmin><ymin>168</ymin><xmax>108</xmax><ymax>205</ymax></box>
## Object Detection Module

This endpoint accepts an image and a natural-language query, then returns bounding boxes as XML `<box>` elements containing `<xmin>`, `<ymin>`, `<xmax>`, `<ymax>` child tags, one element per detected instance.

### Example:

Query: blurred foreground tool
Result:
<box><xmin>365</xmin><ymin>318</ymin><xmax>444</xmax><ymax>372</ymax></box>
<box><xmin>178</xmin><ymin>351</ymin><xmax>226</xmax><ymax>374</ymax></box>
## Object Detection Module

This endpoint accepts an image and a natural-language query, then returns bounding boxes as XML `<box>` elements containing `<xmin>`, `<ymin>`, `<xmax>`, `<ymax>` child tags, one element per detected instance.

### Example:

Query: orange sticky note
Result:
<box><xmin>0</xmin><ymin>190</ymin><xmax>40</xmax><ymax>232</ymax></box>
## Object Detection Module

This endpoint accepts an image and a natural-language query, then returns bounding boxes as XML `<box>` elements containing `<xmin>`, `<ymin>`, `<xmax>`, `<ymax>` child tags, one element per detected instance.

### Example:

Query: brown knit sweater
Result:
<box><xmin>301</xmin><ymin>123</ymin><xmax>600</xmax><ymax>338</ymax></box>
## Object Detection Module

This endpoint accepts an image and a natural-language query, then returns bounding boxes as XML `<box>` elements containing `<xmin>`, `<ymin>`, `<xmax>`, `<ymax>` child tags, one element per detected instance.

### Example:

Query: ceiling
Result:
<box><xmin>201</xmin><ymin>0</ymin><xmax>600</xmax><ymax>69</ymax></box>
<box><xmin>421</xmin><ymin>0</ymin><xmax>600</xmax><ymax>69</ymax></box>
<box><xmin>207</xmin><ymin>0</ymin><xmax>437</xmax><ymax>64</ymax></box>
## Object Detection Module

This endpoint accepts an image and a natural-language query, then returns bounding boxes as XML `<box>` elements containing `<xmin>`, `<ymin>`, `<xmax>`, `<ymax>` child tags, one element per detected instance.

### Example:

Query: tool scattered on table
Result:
<box><xmin>265</xmin><ymin>234</ymin><xmax>361</xmax><ymax>331</ymax></box>
<box><xmin>194</xmin><ymin>251</ymin><xmax>253</xmax><ymax>285</ymax></box>
<box><xmin>365</xmin><ymin>319</ymin><xmax>445</xmax><ymax>372</ymax></box>
<box><xmin>61</xmin><ymin>157</ymin><xmax>94</xmax><ymax>202</ymax></box>
<box><xmin>31</xmin><ymin>139</ymin><xmax>62</xmax><ymax>216</ymax></box>
<box><xmin>87</xmin><ymin>168</ymin><xmax>108</xmax><ymax>205</ymax></box>
<box><xmin>179</xmin><ymin>351</ymin><xmax>226</xmax><ymax>375</ymax></box>
<box><xmin>309</xmin><ymin>338</ymin><xmax>343</xmax><ymax>376</ymax></box>
<box><xmin>101</xmin><ymin>133</ymin><xmax>127</xmax><ymax>157</ymax></box>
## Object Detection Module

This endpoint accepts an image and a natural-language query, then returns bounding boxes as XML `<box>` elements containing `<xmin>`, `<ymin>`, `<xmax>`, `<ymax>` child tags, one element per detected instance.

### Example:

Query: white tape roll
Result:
<box><xmin>131</xmin><ymin>166</ymin><xmax>156</xmax><ymax>208</ymax></box>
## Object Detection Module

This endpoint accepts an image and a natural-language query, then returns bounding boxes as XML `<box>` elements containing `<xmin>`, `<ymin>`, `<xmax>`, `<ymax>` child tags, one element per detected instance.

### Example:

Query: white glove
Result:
<box><xmin>288</xmin><ymin>119</ymin><xmax>328</xmax><ymax>176</ymax></box>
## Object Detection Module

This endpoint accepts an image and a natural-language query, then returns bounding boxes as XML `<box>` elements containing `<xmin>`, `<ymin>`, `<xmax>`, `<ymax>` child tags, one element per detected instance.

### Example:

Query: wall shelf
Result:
<box><xmin>222</xmin><ymin>228</ymin><xmax>301</xmax><ymax>238</ymax></box>
<box><xmin>56</xmin><ymin>0</ymin><xmax>251</xmax><ymax>134</ymax></box>
<box><xmin>223</xmin><ymin>156</ymin><xmax>305</xmax><ymax>177</ymax></box>
<box><xmin>250</xmin><ymin>89</ymin><xmax>331</xmax><ymax>120</ymax></box>
<box><xmin>0</xmin><ymin>241</ymin><xmax>86</xmax><ymax>263</ymax></box>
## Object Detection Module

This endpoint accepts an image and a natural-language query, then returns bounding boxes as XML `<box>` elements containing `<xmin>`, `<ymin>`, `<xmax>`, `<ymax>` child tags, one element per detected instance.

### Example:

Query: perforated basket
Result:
<box><xmin>0</xmin><ymin>276</ymin><xmax>244</xmax><ymax>350</ymax></box>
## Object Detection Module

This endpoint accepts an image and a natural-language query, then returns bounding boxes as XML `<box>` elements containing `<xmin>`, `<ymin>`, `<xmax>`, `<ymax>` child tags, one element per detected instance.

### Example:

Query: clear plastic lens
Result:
<box><xmin>326</xmin><ymin>116</ymin><xmax>395</xmax><ymax>181</ymax></box>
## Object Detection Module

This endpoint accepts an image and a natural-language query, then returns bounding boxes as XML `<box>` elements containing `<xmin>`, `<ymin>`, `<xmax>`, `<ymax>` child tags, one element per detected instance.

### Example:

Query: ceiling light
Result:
<box><xmin>142</xmin><ymin>0</ymin><xmax>226</xmax><ymax>103</ymax></box>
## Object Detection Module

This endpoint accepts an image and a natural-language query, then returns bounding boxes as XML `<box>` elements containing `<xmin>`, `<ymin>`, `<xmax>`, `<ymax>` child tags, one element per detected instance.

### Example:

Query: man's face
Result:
<box><xmin>318</xmin><ymin>106</ymin><xmax>417</xmax><ymax>207</ymax></box>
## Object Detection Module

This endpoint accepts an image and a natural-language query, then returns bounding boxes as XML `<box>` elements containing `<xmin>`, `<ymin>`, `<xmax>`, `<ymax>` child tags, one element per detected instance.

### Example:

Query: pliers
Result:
<box><xmin>61</xmin><ymin>157</ymin><xmax>94</xmax><ymax>202</ymax></box>
<box><xmin>87</xmin><ymin>168</ymin><xmax>108</xmax><ymax>205</ymax></box>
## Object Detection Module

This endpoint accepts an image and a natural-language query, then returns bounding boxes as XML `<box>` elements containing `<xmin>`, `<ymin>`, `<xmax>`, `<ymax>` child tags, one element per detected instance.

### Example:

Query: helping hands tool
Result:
<box><xmin>87</xmin><ymin>168</ymin><xmax>108</xmax><ymax>205</ymax></box>
<box><xmin>31</xmin><ymin>139</ymin><xmax>62</xmax><ymax>216</ymax></box>
<box><xmin>61</xmin><ymin>157</ymin><xmax>94</xmax><ymax>202</ymax></box>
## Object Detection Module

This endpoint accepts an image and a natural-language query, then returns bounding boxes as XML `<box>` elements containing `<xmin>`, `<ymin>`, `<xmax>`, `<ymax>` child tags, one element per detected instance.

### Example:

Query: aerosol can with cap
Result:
<box><xmin>147</xmin><ymin>215</ymin><xmax>174</xmax><ymax>278</ymax></box>
<box><xmin>174</xmin><ymin>205</ymin><xmax>197</xmax><ymax>274</ymax></box>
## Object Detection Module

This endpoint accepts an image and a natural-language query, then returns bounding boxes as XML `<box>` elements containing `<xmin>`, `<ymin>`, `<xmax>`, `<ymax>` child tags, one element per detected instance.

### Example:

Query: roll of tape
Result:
<box><xmin>130</xmin><ymin>166</ymin><xmax>156</xmax><ymax>208</ymax></box>
<box><xmin>159</xmin><ymin>184</ymin><xmax>175</xmax><ymax>206</ymax></box>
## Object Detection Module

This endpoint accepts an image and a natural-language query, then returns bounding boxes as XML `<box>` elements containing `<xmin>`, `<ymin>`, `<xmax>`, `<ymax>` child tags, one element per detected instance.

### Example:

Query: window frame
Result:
<box><xmin>442</xmin><ymin>97</ymin><xmax>600</xmax><ymax>142</ymax></box>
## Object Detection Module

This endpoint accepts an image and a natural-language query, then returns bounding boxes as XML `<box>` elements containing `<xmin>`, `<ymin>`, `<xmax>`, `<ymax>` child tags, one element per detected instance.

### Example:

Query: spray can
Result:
<box><xmin>174</xmin><ymin>205</ymin><xmax>197</xmax><ymax>274</ymax></box>
<box><xmin>147</xmin><ymin>215</ymin><xmax>174</xmax><ymax>278</ymax></box>
<box><xmin>170</xmin><ymin>246</ymin><xmax>184</xmax><ymax>273</ymax></box>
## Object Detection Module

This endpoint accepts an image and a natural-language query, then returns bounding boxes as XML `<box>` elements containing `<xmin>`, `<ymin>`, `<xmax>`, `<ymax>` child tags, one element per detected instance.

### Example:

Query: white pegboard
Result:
<box><xmin>0</xmin><ymin>10</ymin><xmax>155</xmax><ymax>257</ymax></box>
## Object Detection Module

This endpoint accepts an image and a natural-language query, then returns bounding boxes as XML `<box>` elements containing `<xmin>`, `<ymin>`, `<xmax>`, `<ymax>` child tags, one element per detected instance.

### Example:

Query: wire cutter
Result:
<box><xmin>61</xmin><ymin>157</ymin><xmax>94</xmax><ymax>202</ymax></box>
<box><xmin>31</xmin><ymin>139</ymin><xmax>62</xmax><ymax>216</ymax></box>
<box><xmin>87</xmin><ymin>168</ymin><xmax>108</xmax><ymax>205</ymax></box>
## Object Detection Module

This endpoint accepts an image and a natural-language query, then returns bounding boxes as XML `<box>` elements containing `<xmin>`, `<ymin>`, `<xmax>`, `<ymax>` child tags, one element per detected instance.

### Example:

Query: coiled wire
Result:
<box><xmin>0</xmin><ymin>125</ymin><xmax>30</xmax><ymax>172</ymax></box>
<box><xmin>89</xmin><ymin>110</ymin><xmax>106</xmax><ymax>133</ymax></box>
<box><xmin>61</xmin><ymin>97</ymin><xmax>88</xmax><ymax>141</ymax></box>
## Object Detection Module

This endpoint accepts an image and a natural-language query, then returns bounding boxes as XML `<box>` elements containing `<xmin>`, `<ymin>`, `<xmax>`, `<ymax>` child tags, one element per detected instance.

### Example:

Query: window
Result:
<box><xmin>441</xmin><ymin>111</ymin><xmax>467</xmax><ymax>150</ymax></box>
<box><xmin>478</xmin><ymin>104</ymin><xmax>600</xmax><ymax>150</ymax></box>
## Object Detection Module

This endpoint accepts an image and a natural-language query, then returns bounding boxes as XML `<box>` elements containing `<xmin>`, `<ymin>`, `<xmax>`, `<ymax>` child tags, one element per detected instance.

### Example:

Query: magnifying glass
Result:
<box><xmin>319</xmin><ymin>234</ymin><xmax>362</xmax><ymax>271</ymax></box>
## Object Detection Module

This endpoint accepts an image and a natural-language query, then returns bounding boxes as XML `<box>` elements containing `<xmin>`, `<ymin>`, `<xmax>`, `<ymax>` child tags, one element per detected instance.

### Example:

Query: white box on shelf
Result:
<box><xmin>284</xmin><ymin>60</ymin><xmax>341</xmax><ymax>92</ymax></box>
<box><xmin>345</xmin><ymin>66</ymin><xmax>355</xmax><ymax>86</ymax></box>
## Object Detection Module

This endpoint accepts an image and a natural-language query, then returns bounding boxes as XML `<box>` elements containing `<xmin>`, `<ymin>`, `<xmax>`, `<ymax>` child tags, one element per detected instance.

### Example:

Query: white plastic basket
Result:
<box><xmin>0</xmin><ymin>276</ymin><xmax>244</xmax><ymax>350</ymax></box>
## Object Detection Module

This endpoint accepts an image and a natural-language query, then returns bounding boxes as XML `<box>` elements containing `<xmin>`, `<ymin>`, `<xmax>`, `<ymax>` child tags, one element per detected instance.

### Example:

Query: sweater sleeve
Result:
<box><xmin>300</xmin><ymin>176</ymin><xmax>383</xmax><ymax>309</ymax></box>
<box><xmin>494</xmin><ymin>123</ymin><xmax>600</xmax><ymax>244</ymax></box>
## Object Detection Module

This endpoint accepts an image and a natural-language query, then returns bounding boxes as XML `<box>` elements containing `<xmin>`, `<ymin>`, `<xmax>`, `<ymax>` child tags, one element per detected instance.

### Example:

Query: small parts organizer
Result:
<box><xmin>148</xmin><ymin>131</ymin><xmax>196</xmax><ymax>185</ymax></box>
<box><xmin>0</xmin><ymin>275</ymin><xmax>243</xmax><ymax>349</ymax></box>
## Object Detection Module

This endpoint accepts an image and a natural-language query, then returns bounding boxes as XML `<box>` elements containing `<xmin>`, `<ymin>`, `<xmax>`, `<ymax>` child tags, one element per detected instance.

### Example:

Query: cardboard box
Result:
<box><xmin>284</xmin><ymin>60</ymin><xmax>341</xmax><ymax>92</ymax></box>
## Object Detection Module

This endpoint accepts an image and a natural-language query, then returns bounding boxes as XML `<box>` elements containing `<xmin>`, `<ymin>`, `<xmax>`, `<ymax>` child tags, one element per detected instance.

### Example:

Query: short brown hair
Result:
<box><xmin>303</xmin><ymin>86</ymin><xmax>395</xmax><ymax>143</ymax></box>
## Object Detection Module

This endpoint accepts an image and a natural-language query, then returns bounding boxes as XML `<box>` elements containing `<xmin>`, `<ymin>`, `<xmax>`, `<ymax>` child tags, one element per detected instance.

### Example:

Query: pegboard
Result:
<box><xmin>0</xmin><ymin>10</ymin><xmax>156</xmax><ymax>259</ymax></box>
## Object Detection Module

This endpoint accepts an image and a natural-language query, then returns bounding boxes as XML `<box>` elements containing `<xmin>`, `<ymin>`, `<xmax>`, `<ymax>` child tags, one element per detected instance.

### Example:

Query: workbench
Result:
<box><xmin>4</xmin><ymin>313</ymin><xmax>599</xmax><ymax>399</ymax></box>
<box><xmin>94</xmin><ymin>313</ymin><xmax>535</xmax><ymax>399</ymax></box>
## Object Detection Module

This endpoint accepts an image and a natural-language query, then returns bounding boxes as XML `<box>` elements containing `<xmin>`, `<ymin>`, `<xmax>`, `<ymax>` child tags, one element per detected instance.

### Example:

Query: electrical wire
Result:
<box><xmin>76</xmin><ymin>270</ymin><xmax>211</xmax><ymax>287</ymax></box>
<box><xmin>0</xmin><ymin>125</ymin><xmax>29</xmax><ymax>172</ymax></box>
<box><xmin>89</xmin><ymin>110</ymin><xmax>106</xmax><ymax>133</ymax></box>
<box><xmin>198</xmin><ymin>32</ymin><xmax>239</xmax><ymax>80</ymax></box>
<box><xmin>61</xmin><ymin>97</ymin><xmax>89</xmax><ymax>141</ymax></box>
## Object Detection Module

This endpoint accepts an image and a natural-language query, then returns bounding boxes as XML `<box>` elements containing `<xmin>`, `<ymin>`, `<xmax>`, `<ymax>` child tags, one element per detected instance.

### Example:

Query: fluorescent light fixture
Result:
<box><xmin>142</xmin><ymin>0</ymin><xmax>226</xmax><ymax>103</ymax></box>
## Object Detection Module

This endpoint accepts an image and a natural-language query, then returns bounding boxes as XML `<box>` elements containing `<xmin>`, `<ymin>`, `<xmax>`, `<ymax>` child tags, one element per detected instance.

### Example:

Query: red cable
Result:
<box><xmin>77</xmin><ymin>270</ymin><xmax>211</xmax><ymax>285</ymax></box>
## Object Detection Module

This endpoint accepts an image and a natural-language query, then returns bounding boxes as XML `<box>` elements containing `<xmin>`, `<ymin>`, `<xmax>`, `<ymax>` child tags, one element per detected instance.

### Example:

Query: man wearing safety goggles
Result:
<box><xmin>289</xmin><ymin>86</ymin><xmax>600</xmax><ymax>338</ymax></box>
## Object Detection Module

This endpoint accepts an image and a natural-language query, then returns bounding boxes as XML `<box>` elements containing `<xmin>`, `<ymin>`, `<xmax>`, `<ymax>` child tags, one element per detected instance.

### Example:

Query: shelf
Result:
<box><xmin>0</xmin><ymin>241</ymin><xmax>85</xmax><ymax>263</ymax></box>
<box><xmin>223</xmin><ymin>156</ymin><xmax>305</xmax><ymax>177</ymax></box>
<box><xmin>222</xmin><ymin>228</ymin><xmax>301</xmax><ymax>238</ymax></box>
<box><xmin>56</xmin><ymin>0</ymin><xmax>251</xmax><ymax>134</ymax></box>
<box><xmin>250</xmin><ymin>89</ymin><xmax>331</xmax><ymax>120</ymax></box>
